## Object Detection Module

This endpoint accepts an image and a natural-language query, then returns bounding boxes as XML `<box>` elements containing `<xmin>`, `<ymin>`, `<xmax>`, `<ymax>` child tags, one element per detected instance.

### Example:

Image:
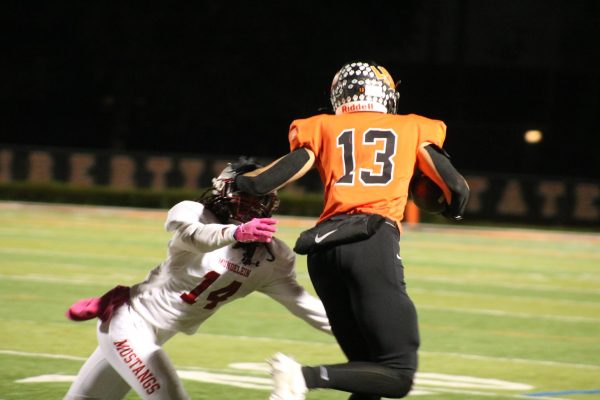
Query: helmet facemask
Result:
<box><xmin>204</xmin><ymin>160</ymin><xmax>280</xmax><ymax>224</ymax></box>
<box><xmin>330</xmin><ymin>61</ymin><xmax>400</xmax><ymax>115</ymax></box>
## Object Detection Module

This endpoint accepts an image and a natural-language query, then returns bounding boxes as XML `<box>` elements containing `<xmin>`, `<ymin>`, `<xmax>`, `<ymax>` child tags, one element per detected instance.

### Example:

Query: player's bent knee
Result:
<box><xmin>385</xmin><ymin>372</ymin><xmax>414</xmax><ymax>398</ymax></box>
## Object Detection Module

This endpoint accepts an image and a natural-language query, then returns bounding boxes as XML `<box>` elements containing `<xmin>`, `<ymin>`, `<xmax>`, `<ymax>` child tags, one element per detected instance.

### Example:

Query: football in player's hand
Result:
<box><xmin>409</xmin><ymin>173</ymin><xmax>447</xmax><ymax>214</ymax></box>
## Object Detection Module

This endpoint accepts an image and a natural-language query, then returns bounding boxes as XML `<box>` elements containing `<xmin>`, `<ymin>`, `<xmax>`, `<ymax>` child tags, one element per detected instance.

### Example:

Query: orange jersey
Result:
<box><xmin>289</xmin><ymin>112</ymin><xmax>446</xmax><ymax>226</ymax></box>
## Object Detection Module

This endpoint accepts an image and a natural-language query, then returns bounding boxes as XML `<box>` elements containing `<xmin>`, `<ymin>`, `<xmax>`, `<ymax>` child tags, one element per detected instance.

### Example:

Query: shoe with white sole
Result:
<box><xmin>268</xmin><ymin>352</ymin><xmax>307</xmax><ymax>400</ymax></box>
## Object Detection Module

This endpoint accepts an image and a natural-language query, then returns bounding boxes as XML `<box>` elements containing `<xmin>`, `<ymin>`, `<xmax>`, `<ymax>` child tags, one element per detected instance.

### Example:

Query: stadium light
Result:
<box><xmin>524</xmin><ymin>129</ymin><xmax>543</xmax><ymax>144</ymax></box>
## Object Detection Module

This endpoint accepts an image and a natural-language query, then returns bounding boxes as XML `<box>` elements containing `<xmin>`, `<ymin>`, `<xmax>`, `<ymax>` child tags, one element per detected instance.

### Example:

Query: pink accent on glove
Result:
<box><xmin>234</xmin><ymin>217</ymin><xmax>278</xmax><ymax>243</ymax></box>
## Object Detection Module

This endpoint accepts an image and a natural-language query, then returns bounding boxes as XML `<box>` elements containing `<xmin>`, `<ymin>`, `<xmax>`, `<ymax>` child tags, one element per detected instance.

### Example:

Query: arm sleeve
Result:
<box><xmin>166</xmin><ymin>201</ymin><xmax>238</xmax><ymax>253</ymax></box>
<box><xmin>421</xmin><ymin>145</ymin><xmax>470</xmax><ymax>221</ymax></box>
<box><xmin>235</xmin><ymin>148</ymin><xmax>311</xmax><ymax>196</ymax></box>
<box><xmin>235</xmin><ymin>115</ymin><xmax>322</xmax><ymax>196</ymax></box>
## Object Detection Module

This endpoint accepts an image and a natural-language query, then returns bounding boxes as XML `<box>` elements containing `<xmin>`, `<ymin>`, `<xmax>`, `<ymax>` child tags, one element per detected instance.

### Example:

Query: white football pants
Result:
<box><xmin>65</xmin><ymin>304</ymin><xmax>188</xmax><ymax>400</ymax></box>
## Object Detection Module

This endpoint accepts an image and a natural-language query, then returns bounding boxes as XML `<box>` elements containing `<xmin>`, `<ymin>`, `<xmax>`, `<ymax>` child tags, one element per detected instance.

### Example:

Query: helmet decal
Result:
<box><xmin>330</xmin><ymin>61</ymin><xmax>400</xmax><ymax>115</ymax></box>
<box><xmin>370</xmin><ymin>65</ymin><xmax>395</xmax><ymax>89</ymax></box>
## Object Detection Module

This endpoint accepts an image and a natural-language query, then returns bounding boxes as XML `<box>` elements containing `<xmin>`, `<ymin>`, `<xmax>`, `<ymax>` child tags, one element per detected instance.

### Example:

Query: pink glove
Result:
<box><xmin>234</xmin><ymin>218</ymin><xmax>277</xmax><ymax>243</ymax></box>
<box><xmin>66</xmin><ymin>285</ymin><xmax>130</xmax><ymax>322</ymax></box>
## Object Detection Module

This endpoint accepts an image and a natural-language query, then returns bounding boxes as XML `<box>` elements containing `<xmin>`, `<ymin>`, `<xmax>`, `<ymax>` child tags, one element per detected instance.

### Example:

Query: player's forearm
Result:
<box><xmin>293</xmin><ymin>292</ymin><xmax>332</xmax><ymax>334</ymax></box>
<box><xmin>235</xmin><ymin>148</ymin><xmax>314</xmax><ymax>195</ymax></box>
<box><xmin>166</xmin><ymin>201</ymin><xmax>238</xmax><ymax>251</ymax></box>
<box><xmin>418</xmin><ymin>143</ymin><xmax>470</xmax><ymax>220</ymax></box>
<box><xmin>173</xmin><ymin>222</ymin><xmax>237</xmax><ymax>252</ymax></box>
<box><xmin>266</xmin><ymin>283</ymin><xmax>332</xmax><ymax>334</ymax></box>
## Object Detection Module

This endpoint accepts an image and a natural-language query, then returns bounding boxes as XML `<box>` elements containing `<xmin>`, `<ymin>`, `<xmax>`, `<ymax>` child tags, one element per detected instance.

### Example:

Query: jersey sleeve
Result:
<box><xmin>416</xmin><ymin>115</ymin><xmax>447</xmax><ymax>148</ymax></box>
<box><xmin>288</xmin><ymin>115</ymin><xmax>325</xmax><ymax>154</ymax></box>
<box><xmin>166</xmin><ymin>201</ymin><xmax>238</xmax><ymax>253</ymax></box>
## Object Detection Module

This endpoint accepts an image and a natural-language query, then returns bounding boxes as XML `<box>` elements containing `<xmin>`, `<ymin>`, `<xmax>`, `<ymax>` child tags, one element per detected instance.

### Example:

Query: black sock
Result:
<box><xmin>301</xmin><ymin>362</ymin><xmax>413</xmax><ymax>398</ymax></box>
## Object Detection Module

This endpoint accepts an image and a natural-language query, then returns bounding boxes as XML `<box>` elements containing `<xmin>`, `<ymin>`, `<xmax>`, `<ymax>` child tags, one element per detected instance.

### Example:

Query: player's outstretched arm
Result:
<box><xmin>235</xmin><ymin>148</ymin><xmax>315</xmax><ymax>196</ymax></box>
<box><xmin>417</xmin><ymin>143</ymin><xmax>470</xmax><ymax>221</ymax></box>
<box><xmin>261</xmin><ymin>276</ymin><xmax>331</xmax><ymax>334</ymax></box>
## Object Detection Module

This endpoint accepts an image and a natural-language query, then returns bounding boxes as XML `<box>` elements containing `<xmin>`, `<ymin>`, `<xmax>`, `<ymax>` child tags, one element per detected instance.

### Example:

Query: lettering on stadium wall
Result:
<box><xmin>0</xmin><ymin>146</ymin><xmax>598</xmax><ymax>226</ymax></box>
<box><xmin>465</xmin><ymin>175</ymin><xmax>599</xmax><ymax>225</ymax></box>
<box><xmin>0</xmin><ymin>146</ymin><xmax>229</xmax><ymax>190</ymax></box>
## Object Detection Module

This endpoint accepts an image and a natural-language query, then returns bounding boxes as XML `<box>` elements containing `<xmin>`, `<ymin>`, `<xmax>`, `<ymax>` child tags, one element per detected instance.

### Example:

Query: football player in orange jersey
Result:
<box><xmin>236</xmin><ymin>61</ymin><xmax>470</xmax><ymax>400</ymax></box>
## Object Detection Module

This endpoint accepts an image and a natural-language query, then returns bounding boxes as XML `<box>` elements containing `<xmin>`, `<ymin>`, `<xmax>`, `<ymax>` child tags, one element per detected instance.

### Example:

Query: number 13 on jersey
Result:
<box><xmin>336</xmin><ymin>128</ymin><xmax>397</xmax><ymax>186</ymax></box>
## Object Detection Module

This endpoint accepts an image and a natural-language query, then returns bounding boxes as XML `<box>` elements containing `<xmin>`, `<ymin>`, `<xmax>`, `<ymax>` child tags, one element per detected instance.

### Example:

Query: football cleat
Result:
<box><xmin>268</xmin><ymin>352</ymin><xmax>307</xmax><ymax>400</ymax></box>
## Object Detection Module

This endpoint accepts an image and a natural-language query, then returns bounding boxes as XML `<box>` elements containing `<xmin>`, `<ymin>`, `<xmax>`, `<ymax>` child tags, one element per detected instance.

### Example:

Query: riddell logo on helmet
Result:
<box><xmin>341</xmin><ymin>103</ymin><xmax>374</xmax><ymax>113</ymax></box>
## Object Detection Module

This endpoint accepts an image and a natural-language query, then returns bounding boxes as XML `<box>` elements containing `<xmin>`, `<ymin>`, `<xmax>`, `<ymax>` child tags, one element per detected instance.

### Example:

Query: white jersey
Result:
<box><xmin>130</xmin><ymin>200</ymin><xmax>330</xmax><ymax>335</ymax></box>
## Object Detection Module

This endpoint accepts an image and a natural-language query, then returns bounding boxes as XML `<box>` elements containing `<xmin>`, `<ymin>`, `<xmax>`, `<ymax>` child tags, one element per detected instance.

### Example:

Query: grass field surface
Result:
<box><xmin>0</xmin><ymin>201</ymin><xmax>599</xmax><ymax>399</ymax></box>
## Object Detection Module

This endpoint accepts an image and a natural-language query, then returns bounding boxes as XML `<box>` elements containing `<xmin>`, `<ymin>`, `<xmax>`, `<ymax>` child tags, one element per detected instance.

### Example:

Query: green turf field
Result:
<box><xmin>0</xmin><ymin>201</ymin><xmax>599</xmax><ymax>400</ymax></box>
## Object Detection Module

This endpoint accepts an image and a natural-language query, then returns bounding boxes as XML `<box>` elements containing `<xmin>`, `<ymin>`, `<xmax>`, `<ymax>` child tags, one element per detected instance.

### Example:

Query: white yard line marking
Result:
<box><xmin>419</xmin><ymin>304</ymin><xmax>600</xmax><ymax>323</ymax></box>
<box><xmin>422</xmin><ymin>351</ymin><xmax>600</xmax><ymax>370</ymax></box>
<box><xmin>193</xmin><ymin>332</ymin><xmax>335</xmax><ymax>346</ymax></box>
<box><xmin>0</xmin><ymin>247</ymin><xmax>161</xmax><ymax>264</ymax></box>
<box><xmin>0</xmin><ymin>349</ymin><xmax>87</xmax><ymax>362</ymax></box>
<box><xmin>0</xmin><ymin>273</ymin><xmax>125</xmax><ymax>286</ymax></box>
<box><xmin>416</xmin><ymin>372</ymin><xmax>532</xmax><ymax>390</ymax></box>
<box><xmin>4</xmin><ymin>347</ymin><xmax>600</xmax><ymax>371</ymax></box>
<box><xmin>13</xmin><ymin>372</ymin><xmax>569</xmax><ymax>399</ymax></box>
<box><xmin>422</xmin><ymin>387</ymin><xmax>571</xmax><ymax>400</ymax></box>
<box><xmin>10</xmin><ymin>373</ymin><xmax>572</xmax><ymax>400</ymax></box>
<box><xmin>412</xmin><ymin>276</ymin><xmax>600</xmax><ymax>295</ymax></box>
<box><xmin>411</xmin><ymin>287</ymin><xmax>600</xmax><ymax>307</ymax></box>
<box><xmin>3</xmin><ymin>349</ymin><xmax>588</xmax><ymax>399</ymax></box>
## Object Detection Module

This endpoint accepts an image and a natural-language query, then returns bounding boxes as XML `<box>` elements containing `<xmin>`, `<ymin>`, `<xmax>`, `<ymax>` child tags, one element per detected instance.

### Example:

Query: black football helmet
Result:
<box><xmin>330</xmin><ymin>61</ymin><xmax>400</xmax><ymax>115</ymax></box>
<box><xmin>203</xmin><ymin>158</ymin><xmax>279</xmax><ymax>223</ymax></box>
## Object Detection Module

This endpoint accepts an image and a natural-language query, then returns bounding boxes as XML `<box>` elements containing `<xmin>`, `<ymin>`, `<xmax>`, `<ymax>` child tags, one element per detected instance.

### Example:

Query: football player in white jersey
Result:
<box><xmin>64</xmin><ymin>158</ymin><xmax>331</xmax><ymax>400</ymax></box>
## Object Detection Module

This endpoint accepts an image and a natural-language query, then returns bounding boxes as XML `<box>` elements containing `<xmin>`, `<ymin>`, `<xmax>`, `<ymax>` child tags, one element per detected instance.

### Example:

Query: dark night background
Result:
<box><xmin>3</xmin><ymin>1</ymin><xmax>599</xmax><ymax>179</ymax></box>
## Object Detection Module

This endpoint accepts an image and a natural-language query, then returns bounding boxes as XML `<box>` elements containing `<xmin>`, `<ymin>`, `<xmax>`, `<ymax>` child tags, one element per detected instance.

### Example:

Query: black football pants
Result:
<box><xmin>302</xmin><ymin>222</ymin><xmax>419</xmax><ymax>399</ymax></box>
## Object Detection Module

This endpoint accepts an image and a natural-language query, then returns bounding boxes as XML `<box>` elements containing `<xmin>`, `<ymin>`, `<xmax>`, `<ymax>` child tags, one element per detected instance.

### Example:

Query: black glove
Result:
<box><xmin>441</xmin><ymin>191</ymin><xmax>468</xmax><ymax>222</ymax></box>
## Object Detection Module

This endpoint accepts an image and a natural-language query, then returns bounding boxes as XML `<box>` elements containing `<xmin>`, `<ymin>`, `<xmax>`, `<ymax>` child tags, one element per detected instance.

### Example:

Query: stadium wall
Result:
<box><xmin>0</xmin><ymin>145</ymin><xmax>598</xmax><ymax>227</ymax></box>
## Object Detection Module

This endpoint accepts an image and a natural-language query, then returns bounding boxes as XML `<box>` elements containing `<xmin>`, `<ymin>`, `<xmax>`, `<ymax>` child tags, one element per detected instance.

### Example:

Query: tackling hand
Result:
<box><xmin>234</xmin><ymin>218</ymin><xmax>278</xmax><ymax>243</ymax></box>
